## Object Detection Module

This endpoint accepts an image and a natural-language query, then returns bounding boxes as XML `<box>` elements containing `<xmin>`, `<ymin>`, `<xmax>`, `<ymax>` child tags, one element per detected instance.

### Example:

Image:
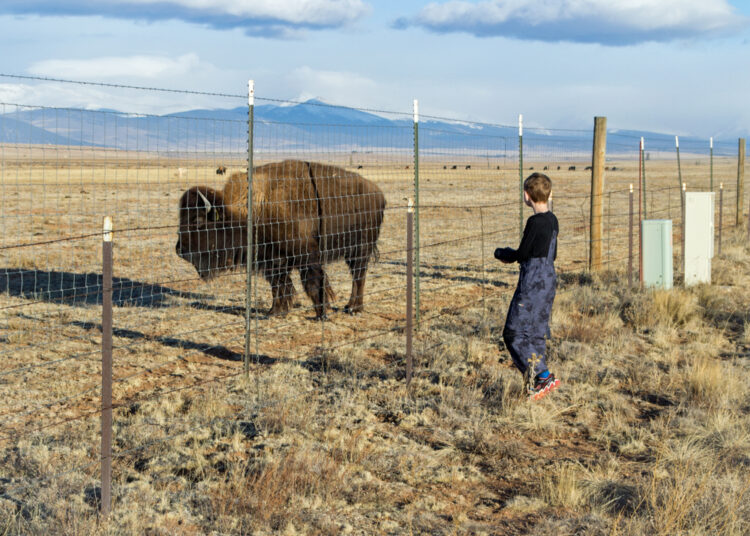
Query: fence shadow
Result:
<box><xmin>380</xmin><ymin>260</ymin><xmax>512</xmax><ymax>288</ymax></box>
<box><xmin>71</xmin><ymin>320</ymin><xmax>276</xmax><ymax>364</ymax></box>
<box><xmin>0</xmin><ymin>268</ymin><xmax>210</xmax><ymax>308</ymax></box>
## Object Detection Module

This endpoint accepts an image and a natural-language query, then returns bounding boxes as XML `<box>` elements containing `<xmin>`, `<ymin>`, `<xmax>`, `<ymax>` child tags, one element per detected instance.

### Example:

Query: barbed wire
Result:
<box><xmin>0</xmin><ymin>73</ymin><xmax>246</xmax><ymax>99</ymax></box>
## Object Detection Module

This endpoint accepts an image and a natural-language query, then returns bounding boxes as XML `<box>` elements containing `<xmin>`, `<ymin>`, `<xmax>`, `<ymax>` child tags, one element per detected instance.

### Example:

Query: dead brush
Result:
<box><xmin>541</xmin><ymin>462</ymin><xmax>585</xmax><ymax>509</ymax></box>
<box><xmin>479</xmin><ymin>367</ymin><xmax>526</xmax><ymax>415</ymax></box>
<box><xmin>686</xmin><ymin>355</ymin><xmax>727</xmax><ymax>407</ymax></box>
<box><xmin>552</xmin><ymin>284</ymin><xmax>622</xmax><ymax>343</ymax></box>
<box><xmin>207</xmin><ymin>446</ymin><xmax>343</xmax><ymax>531</ymax></box>
<box><xmin>643</xmin><ymin>446</ymin><xmax>744</xmax><ymax>536</ymax></box>
<box><xmin>620</xmin><ymin>288</ymin><xmax>700</xmax><ymax>331</ymax></box>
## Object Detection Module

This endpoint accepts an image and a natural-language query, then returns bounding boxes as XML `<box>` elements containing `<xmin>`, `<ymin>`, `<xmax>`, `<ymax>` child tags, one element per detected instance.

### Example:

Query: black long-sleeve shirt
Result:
<box><xmin>495</xmin><ymin>211</ymin><xmax>558</xmax><ymax>263</ymax></box>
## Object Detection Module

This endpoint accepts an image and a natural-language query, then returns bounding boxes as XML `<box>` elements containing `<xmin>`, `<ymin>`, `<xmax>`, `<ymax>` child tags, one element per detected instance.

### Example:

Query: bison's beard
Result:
<box><xmin>177</xmin><ymin>246</ymin><xmax>247</xmax><ymax>281</ymax></box>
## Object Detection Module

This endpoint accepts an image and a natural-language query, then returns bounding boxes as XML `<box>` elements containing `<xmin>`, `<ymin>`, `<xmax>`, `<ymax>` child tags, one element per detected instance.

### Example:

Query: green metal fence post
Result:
<box><xmin>518</xmin><ymin>114</ymin><xmax>524</xmax><ymax>241</ymax></box>
<box><xmin>244</xmin><ymin>80</ymin><xmax>254</xmax><ymax>376</ymax></box>
<box><xmin>413</xmin><ymin>99</ymin><xmax>421</xmax><ymax>328</ymax></box>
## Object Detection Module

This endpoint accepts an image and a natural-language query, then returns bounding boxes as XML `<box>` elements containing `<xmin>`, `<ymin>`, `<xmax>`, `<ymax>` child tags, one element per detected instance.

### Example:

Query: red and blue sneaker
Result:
<box><xmin>529</xmin><ymin>372</ymin><xmax>560</xmax><ymax>401</ymax></box>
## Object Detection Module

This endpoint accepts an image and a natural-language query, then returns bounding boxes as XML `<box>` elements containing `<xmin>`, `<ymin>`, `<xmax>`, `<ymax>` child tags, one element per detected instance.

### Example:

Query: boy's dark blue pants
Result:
<box><xmin>502</xmin><ymin>234</ymin><xmax>557</xmax><ymax>378</ymax></box>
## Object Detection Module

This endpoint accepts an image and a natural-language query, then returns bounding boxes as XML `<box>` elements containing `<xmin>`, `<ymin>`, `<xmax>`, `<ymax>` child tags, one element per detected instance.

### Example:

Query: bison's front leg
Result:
<box><xmin>300</xmin><ymin>262</ymin><xmax>327</xmax><ymax>319</ymax></box>
<box><xmin>344</xmin><ymin>256</ymin><xmax>368</xmax><ymax>314</ymax></box>
<box><xmin>266</xmin><ymin>266</ymin><xmax>294</xmax><ymax>316</ymax></box>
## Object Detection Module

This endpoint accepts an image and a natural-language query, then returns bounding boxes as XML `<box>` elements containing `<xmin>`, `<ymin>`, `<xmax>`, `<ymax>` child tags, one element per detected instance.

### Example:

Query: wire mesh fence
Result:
<box><xmin>0</xmin><ymin>78</ymin><xmax>748</xmax><ymax>518</ymax></box>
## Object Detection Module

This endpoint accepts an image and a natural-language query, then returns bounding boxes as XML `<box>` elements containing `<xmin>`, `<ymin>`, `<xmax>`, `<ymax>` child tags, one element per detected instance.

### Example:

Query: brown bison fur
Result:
<box><xmin>176</xmin><ymin>160</ymin><xmax>386</xmax><ymax>318</ymax></box>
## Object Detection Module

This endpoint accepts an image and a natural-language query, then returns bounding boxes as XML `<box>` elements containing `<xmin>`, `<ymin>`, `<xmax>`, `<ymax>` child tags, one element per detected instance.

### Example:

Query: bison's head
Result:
<box><xmin>175</xmin><ymin>187</ymin><xmax>245</xmax><ymax>279</ymax></box>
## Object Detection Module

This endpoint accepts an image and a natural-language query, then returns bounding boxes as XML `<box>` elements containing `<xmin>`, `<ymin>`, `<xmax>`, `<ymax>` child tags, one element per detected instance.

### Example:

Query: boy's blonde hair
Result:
<box><xmin>524</xmin><ymin>172</ymin><xmax>552</xmax><ymax>203</ymax></box>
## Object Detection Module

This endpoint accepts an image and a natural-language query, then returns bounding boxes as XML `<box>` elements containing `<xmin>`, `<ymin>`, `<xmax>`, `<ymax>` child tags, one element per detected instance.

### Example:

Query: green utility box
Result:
<box><xmin>641</xmin><ymin>219</ymin><xmax>673</xmax><ymax>289</ymax></box>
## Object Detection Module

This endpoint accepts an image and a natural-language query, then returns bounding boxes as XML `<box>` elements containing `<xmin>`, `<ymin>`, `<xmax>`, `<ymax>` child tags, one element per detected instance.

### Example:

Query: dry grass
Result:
<box><xmin>1</xmin><ymin>151</ymin><xmax>749</xmax><ymax>534</ymax></box>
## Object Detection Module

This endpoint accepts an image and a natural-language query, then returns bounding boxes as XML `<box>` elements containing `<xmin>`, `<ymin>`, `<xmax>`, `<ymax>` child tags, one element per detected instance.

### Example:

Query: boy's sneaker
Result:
<box><xmin>529</xmin><ymin>373</ymin><xmax>560</xmax><ymax>401</ymax></box>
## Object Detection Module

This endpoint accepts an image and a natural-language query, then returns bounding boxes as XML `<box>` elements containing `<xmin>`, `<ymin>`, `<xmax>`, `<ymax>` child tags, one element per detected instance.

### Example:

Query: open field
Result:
<box><xmin>1</xmin><ymin>147</ymin><xmax>749</xmax><ymax>534</ymax></box>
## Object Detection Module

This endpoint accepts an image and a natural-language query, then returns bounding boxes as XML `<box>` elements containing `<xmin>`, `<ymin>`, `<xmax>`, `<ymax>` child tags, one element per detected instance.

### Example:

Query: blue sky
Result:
<box><xmin>0</xmin><ymin>0</ymin><xmax>748</xmax><ymax>138</ymax></box>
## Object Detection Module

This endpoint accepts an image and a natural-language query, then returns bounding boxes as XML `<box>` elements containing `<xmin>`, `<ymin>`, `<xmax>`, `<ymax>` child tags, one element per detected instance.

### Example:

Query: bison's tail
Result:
<box><xmin>324</xmin><ymin>274</ymin><xmax>337</xmax><ymax>303</ymax></box>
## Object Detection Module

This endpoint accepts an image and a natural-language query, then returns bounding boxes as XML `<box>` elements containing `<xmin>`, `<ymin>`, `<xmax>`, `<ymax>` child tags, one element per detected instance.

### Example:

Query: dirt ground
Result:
<box><xmin>1</xmin><ymin>144</ymin><xmax>748</xmax><ymax>534</ymax></box>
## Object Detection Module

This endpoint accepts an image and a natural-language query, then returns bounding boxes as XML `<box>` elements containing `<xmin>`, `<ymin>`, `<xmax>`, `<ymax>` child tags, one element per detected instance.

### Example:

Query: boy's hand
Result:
<box><xmin>494</xmin><ymin>247</ymin><xmax>515</xmax><ymax>263</ymax></box>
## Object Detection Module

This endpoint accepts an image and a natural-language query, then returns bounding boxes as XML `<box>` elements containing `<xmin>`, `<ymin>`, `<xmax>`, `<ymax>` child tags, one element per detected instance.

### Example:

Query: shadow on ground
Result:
<box><xmin>72</xmin><ymin>320</ymin><xmax>275</xmax><ymax>364</ymax></box>
<box><xmin>0</xmin><ymin>268</ymin><xmax>210</xmax><ymax>308</ymax></box>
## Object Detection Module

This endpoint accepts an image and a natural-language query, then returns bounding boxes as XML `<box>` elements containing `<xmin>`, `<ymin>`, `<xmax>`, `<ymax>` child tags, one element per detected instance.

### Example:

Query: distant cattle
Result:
<box><xmin>529</xmin><ymin>166</ymin><xmax>534</xmax><ymax>170</ymax></box>
<box><xmin>443</xmin><ymin>165</ymin><xmax>447</xmax><ymax>170</ymax></box>
<box><xmin>216</xmin><ymin>166</ymin><xmax>227</xmax><ymax>175</ymax></box>
<box><xmin>357</xmin><ymin>165</ymin><xmax>363</xmax><ymax>169</ymax></box>
<box><xmin>585</xmin><ymin>166</ymin><xmax>592</xmax><ymax>171</ymax></box>
<box><xmin>611</xmin><ymin>166</ymin><xmax>618</xmax><ymax>171</ymax></box>
<box><xmin>568</xmin><ymin>166</ymin><xmax>576</xmax><ymax>171</ymax></box>
<box><xmin>465</xmin><ymin>165</ymin><xmax>471</xmax><ymax>170</ymax></box>
<box><xmin>557</xmin><ymin>166</ymin><xmax>561</xmax><ymax>170</ymax></box>
<box><xmin>543</xmin><ymin>166</ymin><xmax>548</xmax><ymax>171</ymax></box>
<box><xmin>405</xmin><ymin>165</ymin><xmax>410</xmax><ymax>170</ymax></box>
<box><xmin>451</xmin><ymin>165</ymin><xmax>457</xmax><ymax>170</ymax></box>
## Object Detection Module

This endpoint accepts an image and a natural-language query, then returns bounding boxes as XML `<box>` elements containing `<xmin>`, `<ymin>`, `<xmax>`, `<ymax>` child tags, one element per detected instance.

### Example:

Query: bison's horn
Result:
<box><xmin>197</xmin><ymin>190</ymin><xmax>212</xmax><ymax>212</ymax></box>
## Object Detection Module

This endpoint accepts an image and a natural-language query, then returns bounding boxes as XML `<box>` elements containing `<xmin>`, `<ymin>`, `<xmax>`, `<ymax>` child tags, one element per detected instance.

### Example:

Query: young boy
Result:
<box><xmin>495</xmin><ymin>172</ymin><xmax>560</xmax><ymax>401</ymax></box>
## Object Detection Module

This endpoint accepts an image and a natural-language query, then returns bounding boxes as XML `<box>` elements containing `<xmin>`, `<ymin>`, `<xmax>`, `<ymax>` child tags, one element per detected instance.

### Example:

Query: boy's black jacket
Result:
<box><xmin>494</xmin><ymin>247</ymin><xmax>515</xmax><ymax>262</ymax></box>
<box><xmin>495</xmin><ymin>212</ymin><xmax>559</xmax><ymax>264</ymax></box>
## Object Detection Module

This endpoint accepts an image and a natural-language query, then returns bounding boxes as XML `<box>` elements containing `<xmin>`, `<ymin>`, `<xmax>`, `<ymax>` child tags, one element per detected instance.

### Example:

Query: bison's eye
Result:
<box><xmin>182</xmin><ymin>207</ymin><xmax>206</xmax><ymax>226</ymax></box>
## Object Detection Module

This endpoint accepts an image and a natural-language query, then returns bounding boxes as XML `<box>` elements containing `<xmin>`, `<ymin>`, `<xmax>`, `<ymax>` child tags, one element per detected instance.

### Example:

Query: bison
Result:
<box><xmin>216</xmin><ymin>166</ymin><xmax>227</xmax><ymax>175</ymax></box>
<box><xmin>176</xmin><ymin>160</ymin><xmax>386</xmax><ymax>319</ymax></box>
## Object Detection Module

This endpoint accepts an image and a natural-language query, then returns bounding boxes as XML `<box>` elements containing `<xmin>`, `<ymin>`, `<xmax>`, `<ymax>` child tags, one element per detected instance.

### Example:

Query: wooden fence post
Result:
<box><xmin>737</xmin><ymin>138</ymin><xmax>746</xmax><ymax>226</ymax></box>
<box><xmin>589</xmin><ymin>116</ymin><xmax>607</xmax><ymax>271</ymax></box>
<box><xmin>628</xmin><ymin>184</ymin><xmax>634</xmax><ymax>287</ymax></box>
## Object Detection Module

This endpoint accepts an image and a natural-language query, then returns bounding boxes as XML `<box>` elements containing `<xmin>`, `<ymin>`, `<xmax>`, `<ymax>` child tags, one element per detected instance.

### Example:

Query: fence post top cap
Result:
<box><xmin>407</xmin><ymin>198</ymin><xmax>414</xmax><ymax>212</ymax></box>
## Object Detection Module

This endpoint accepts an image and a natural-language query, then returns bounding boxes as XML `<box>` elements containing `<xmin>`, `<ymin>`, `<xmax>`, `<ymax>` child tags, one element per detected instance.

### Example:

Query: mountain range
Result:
<box><xmin>0</xmin><ymin>98</ymin><xmax>740</xmax><ymax>158</ymax></box>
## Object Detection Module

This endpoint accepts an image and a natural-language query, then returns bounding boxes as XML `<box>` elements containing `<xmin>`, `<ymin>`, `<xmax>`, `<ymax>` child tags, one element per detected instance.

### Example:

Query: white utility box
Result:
<box><xmin>642</xmin><ymin>220</ymin><xmax>673</xmax><ymax>289</ymax></box>
<box><xmin>684</xmin><ymin>191</ymin><xmax>715</xmax><ymax>286</ymax></box>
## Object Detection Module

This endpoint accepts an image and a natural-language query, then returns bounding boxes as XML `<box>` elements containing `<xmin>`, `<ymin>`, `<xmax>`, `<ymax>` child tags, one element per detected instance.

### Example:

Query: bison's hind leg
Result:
<box><xmin>291</xmin><ymin>268</ymin><xmax>335</xmax><ymax>309</ymax></box>
<box><xmin>300</xmin><ymin>263</ymin><xmax>327</xmax><ymax>319</ymax></box>
<box><xmin>266</xmin><ymin>267</ymin><xmax>295</xmax><ymax>317</ymax></box>
<box><xmin>324</xmin><ymin>273</ymin><xmax>336</xmax><ymax>305</ymax></box>
<box><xmin>344</xmin><ymin>254</ymin><xmax>369</xmax><ymax>314</ymax></box>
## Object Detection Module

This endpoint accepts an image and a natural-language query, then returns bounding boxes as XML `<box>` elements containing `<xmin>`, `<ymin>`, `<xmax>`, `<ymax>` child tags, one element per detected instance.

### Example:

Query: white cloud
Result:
<box><xmin>288</xmin><ymin>66</ymin><xmax>377</xmax><ymax>102</ymax></box>
<box><xmin>396</xmin><ymin>0</ymin><xmax>748</xmax><ymax>45</ymax></box>
<box><xmin>0</xmin><ymin>0</ymin><xmax>370</xmax><ymax>37</ymax></box>
<box><xmin>0</xmin><ymin>81</ymin><xmax>216</xmax><ymax>114</ymax></box>
<box><xmin>125</xmin><ymin>0</ymin><xmax>368</xmax><ymax>25</ymax></box>
<box><xmin>29</xmin><ymin>53</ymin><xmax>202</xmax><ymax>80</ymax></box>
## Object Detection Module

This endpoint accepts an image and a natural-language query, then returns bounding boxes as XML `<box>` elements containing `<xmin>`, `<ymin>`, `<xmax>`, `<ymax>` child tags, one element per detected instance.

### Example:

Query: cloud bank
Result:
<box><xmin>395</xmin><ymin>0</ymin><xmax>748</xmax><ymax>45</ymax></box>
<box><xmin>0</xmin><ymin>0</ymin><xmax>370</xmax><ymax>38</ymax></box>
<box><xmin>29</xmin><ymin>53</ymin><xmax>202</xmax><ymax>80</ymax></box>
